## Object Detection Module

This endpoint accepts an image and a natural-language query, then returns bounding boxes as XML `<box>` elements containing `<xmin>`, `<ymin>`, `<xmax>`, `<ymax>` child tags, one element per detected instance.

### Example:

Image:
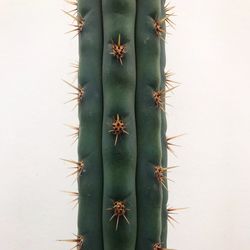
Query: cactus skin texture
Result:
<box><xmin>62</xmin><ymin>0</ymin><xmax>178</xmax><ymax>249</ymax></box>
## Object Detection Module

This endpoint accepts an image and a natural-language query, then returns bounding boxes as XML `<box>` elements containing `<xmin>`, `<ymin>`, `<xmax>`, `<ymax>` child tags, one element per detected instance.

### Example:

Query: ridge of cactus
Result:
<box><xmin>102</xmin><ymin>0</ymin><xmax>137</xmax><ymax>249</ymax></box>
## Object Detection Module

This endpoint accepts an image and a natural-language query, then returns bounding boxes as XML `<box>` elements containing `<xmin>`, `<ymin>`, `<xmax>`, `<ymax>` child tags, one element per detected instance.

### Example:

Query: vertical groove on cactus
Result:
<box><xmin>135</xmin><ymin>1</ymin><xmax>163</xmax><ymax>249</ymax></box>
<box><xmin>76</xmin><ymin>0</ymin><xmax>104</xmax><ymax>248</ymax></box>
<box><xmin>102</xmin><ymin>0</ymin><xmax>137</xmax><ymax>249</ymax></box>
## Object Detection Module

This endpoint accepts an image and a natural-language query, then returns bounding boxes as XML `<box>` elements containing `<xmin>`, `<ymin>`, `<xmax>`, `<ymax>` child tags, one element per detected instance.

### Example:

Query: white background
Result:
<box><xmin>0</xmin><ymin>0</ymin><xmax>250</xmax><ymax>249</ymax></box>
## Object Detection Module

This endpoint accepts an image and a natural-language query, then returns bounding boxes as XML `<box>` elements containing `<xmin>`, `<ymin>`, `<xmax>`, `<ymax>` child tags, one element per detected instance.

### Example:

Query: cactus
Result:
<box><xmin>61</xmin><ymin>0</ymin><xmax>181</xmax><ymax>249</ymax></box>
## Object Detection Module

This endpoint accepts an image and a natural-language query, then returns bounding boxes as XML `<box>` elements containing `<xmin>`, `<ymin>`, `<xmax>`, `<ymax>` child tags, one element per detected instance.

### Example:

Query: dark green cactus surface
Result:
<box><xmin>62</xmin><ymin>0</ymin><xmax>178</xmax><ymax>249</ymax></box>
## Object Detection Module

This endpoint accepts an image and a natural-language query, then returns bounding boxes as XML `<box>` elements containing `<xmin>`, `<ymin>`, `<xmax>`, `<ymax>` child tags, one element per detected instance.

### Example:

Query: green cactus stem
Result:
<box><xmin>62</xmin><ymin>0</ymin><xmax>180</xmax><ymax>249</ymax></box>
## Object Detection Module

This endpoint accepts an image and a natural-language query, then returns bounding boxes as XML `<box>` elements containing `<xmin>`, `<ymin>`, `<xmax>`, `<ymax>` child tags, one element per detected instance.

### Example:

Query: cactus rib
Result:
<box><xmin>135</xmin><ymin>1</ymin><xmax>163</xmax><ymax>249</ymax></box>
<box><xmin>102</xmin><ymin>0</ymin><xmax>137</xmax><ymax>249</ymax></box>
<box><xmin>76</xmin><ymin>0</ymin><xmax>104</xmax><ymax>249</ymax></box>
